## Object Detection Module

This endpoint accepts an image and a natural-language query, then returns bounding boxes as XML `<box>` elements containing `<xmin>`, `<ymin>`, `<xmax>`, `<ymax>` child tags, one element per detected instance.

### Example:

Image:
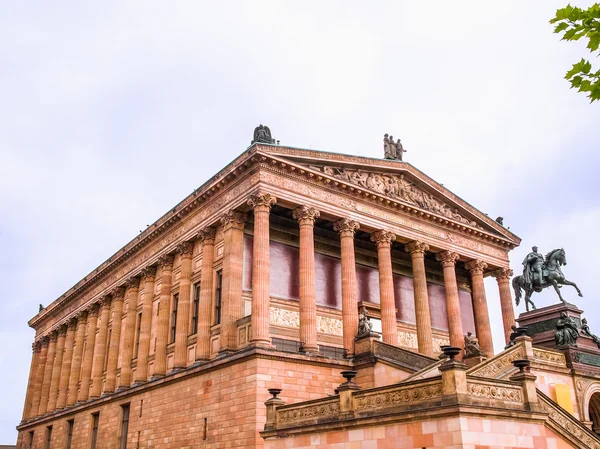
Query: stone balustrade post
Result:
<box><xmin>436</xmin><ymin>251</ymin><xmax>464</xmax><ymax>350</ymax></box>
<box><xmin>78</xmin><ymin>303</ymin><xmax>99</xmax><ymax>402</ymax></box>
<box><xmin>118</xmin><ymin>278</ymin><xmax>139</xmax><ymax>389</ymax></box>
<box><xmin>337</xmin><ymin>372</ymin><xmax>360</xmax><ymax>419</ymax></box>
<box><xmin>38</xmin><ymin>331</ymin><xmax>58</xmax><ymax>415</ymax></box>
<box><xmin>174</xmin><ymin>242</ymin><xmax>194</xmax><ymax>369</ymax></box>
<box><xmin>195</xmin><ymin>228</ymin><xmax>216</xmax><ymax>361</ymax></box>
<box><xmin>67</xmin><ymin>312</ymin><xmax>87</xmax><ymax>406</ymax></box>
<box><xmin>492</xmin><ymin>268</ymin><xmax>516</xmax><ymax>345</ymax></box>
<box><xmin>465</xmin><ymin>260</ymin><xmax>494</xmax><ymax>356</ymax></box>
<box><xmin>56</xmin><ymin>318</ymin><xmax>77</xmax><ymax>409</ymax></box>
<box><xmin>509</xmin><ymin>360</ymin><xmax>539</xmax><ymax>410</ymax></box>
<box><xmin>264</xmin><ymin>389</ymin><xmax>285</xmax><ymax>431</ymax></box>
<box><xmin>293</xmin><ymin>206</ymin><xmax>320</xmax><ymax>354</ymax></box>
<box><xmin>371</xmin><ymin>230</ymin><xmax>398</xmax><ymax>346</ymax></box>
<box><xmin>104</xmin><ymin>287</ymin><xmax>125</xmax><ymax>394</ymax></box>
<box><xmin>248</xmin><ymin>193</ymin><xmax>277</xmax><ymax>348</ymax></box>
<box><xmin>219</xmin><ymin>211</ymin><xmax>247</xmax><ymax>353</ymax></box>
<box><xmin>439</xmin><ymin>351</ymin><xmax>469</xmax><ymax>402</ymax></box>
<box><xmin>135</xmin><ymin>267</ymin><xmax>156</xmax><ymax>383</ymax></box>
<box><xmin>334</xmin><ymin>219</ymin><xmax>360</xmax><ymax>357</ymax></box>
<box><xmin>90</xmin><ymin>297</ymin><xmax>111</xmax><ymax>399</ymax></box>
<box><xmin>154</xmin><ymin>255</ymin><xmax>174</xmax><ymax>378</ymax></box>
<box><xmin>47</xmin><ymin>325</ymin><xmax>66</xmax><ymax>412</ymax></box>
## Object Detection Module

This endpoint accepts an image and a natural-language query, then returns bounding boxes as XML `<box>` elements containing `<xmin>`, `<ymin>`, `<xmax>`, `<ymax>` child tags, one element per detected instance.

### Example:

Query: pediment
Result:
<box><xmin>258</xmin><ymin>146</ymin><xmax>519</xmax><ymax>244</ymax></box>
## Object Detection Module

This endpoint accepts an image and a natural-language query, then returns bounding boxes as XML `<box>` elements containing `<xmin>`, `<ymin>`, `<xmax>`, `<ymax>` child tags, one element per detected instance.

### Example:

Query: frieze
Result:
<box><xmin>269</xmin><ymin>307</ymin><xmax>300</xmax><ymax>328</ymax></box>
<box><xmin>575</xmin><ymin>352</ymin><xmax>600</xmax><ymax>368</ymax></box>
<box><xmin>468</xmin><ymin>344</ymin><xmax>526</xmax><ymax>378</ymax></box>
<box><xmin>373</xmin><ymin>341</ymin><xmax>434</xmax><ymax>370</ymax></box>
<box><xmin>355</xmin><ymin>381</ymin><xmax>442</xmax><ymax>411</ymax></box>
<box><xmin>397</xmin><ymin>331</ymin><xmax>418</xmax><ymax>349</ymax></box>
<box><xmin>316</xmin><ymin>316</ymin><xmax>343</xmax><ymax>336</ymax></box>
<box><xmin>533</xmin><ymin>348</ymin><xmax>566</xmax><ymax>366</ymax></box>
<box><xmin>308</xmin><ymin>165</ymin><xmax>480</xmax><ymax>229</ymax></box>
<box><xmin>527</xmin><ymin>317</ymin><xmax>581</xmax><ymax>336</ymax></box>
<box><xmin>278</xmin><ymin>399</ymin><xmax>340</xmax><ymax>425</ymax></box>
<box><xmin>432</xmin><ymin>337</ymin><xmax>450</xmax><ymax>354</ymax></box>
<box><xmin>466</xmin><ymin>381</ymin><xmax>523</xmax><ymax>403</ymax></box>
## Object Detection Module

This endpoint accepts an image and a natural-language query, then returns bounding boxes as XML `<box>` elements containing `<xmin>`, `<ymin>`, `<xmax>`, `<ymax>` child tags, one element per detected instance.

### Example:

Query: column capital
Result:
<box><xmin>58</xmin><ymin>324</ymin><xmax>68</xmax><ymax>337</ymax></box>
<box><xmin>111</xmin><ymin>286</ymin><xmax>126</xmax><ymax>299</ymax></box>
<box><xmin>33</xmin><ymin>341</ymin><xmax>42</xmax><ymax>352</ymax></box>
<box><xmin>140</xmin><ymin>266</ymin><xmax>157</xmax><ymax>281</ymax></box>
<box><xmin>40</xmin><ymin>336</ymin><xmax>50</xmax><ymax>346</ymax></box>
<box><xmin>198</xmin><ymin>227</ymin><xmax>216</xmax><ymax>243</ymax></box>
<box><xmin>220</xmin><ymin>210</ymin><xmax>248</xmax><ymax>230</ymax></box>
<box><xmin>100</xmin><ymin>295</ymin><xmax>112</xmax><ymax>308</ymax></box>
<box><xmin>436</xmin><ymin>250</ymin><xmax>460</xmax><ymax>267</ymax></box>
<box><xmin>333</xmin><ymin>218</ymin><xmax>360</xmax><ymax>237</ymax></box>
<box><xmin>157</xmin><ymin>254</ymin><xmax>175</xmax><ymax>269</ymax></box>
<box><xmin>370</xmin><ymin>230</ymin><xmax>396</xmax><ymax>247</ymax></box>
<box><xmin>87</xmin><ymin>302</ymin><xmax>100</xmax><ymax>317</ymax></box>
<box><xmin>404</xmin><ymin>241</ymin><xmax>430</xmax><ymax>256</ymax></box>
<box><xmin>67</xmin><ymin>317</ymin><xmax>78</xmax><ymax>330</ymax></box>
<box><xmin>465</xmin><ymin>259</ymin><xmax>488</xmax><ymax>275</ymax></box>
<box><xmin>126</xmin><ymin>276</ymin><xmax>141</xmax><ymax>290</ymax></box>
<box><xmin>292</xmin><ymin>205</ymin><xmax>320</xmax><ymax>225</ymax></box>
<box><xmin>491</xmin><ymin>267</ymin><xmax>514</xmax><ymax>282</ymax></box>
<box><xmin>49</xmin><ymin>330</ymin><xmax>58</xmax><ymax>342</ymax></box>
<box><xmin>76</xmin><ymin>310</ymin><xmax>88</xmax><ymax>321</ymax></box>
<box><xmin>248</xmin><ymin>192</ymin><xmax>277</xmax><ymax>213</ymax></box>
<box><xmin>176</xmin><ymin>241</ymin><xmax>194</xmax><ymax>257</ymax></box>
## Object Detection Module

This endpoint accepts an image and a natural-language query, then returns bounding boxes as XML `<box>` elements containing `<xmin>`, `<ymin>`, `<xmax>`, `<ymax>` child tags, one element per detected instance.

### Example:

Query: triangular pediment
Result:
<box><xmin>256</xmin><ymin>146</ymin><xmax>520</xmax><ymax>244</ymax></box>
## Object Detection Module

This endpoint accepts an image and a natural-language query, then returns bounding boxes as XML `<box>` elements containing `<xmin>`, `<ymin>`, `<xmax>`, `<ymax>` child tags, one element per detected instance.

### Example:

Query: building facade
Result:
<box><xmin>16</xmin><ymin>139</ymin><xmax>600</xmax><ymax>448</ymax></box>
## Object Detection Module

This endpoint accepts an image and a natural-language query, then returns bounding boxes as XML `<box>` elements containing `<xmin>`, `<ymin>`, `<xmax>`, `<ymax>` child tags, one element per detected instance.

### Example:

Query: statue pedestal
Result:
<box><xmin>516</xmin><ymin>302</ymin><xmax>583</xmax><ymax>349</ymax></box>
<box><xmin>354</xmin><ymin>332</ymin><xmax>381</xmax><ymax>356</ymax></box>
<box><xmin>463</xmin><ymin>355</ymin><xmax>487</xmax><ymax>369</ymax></box>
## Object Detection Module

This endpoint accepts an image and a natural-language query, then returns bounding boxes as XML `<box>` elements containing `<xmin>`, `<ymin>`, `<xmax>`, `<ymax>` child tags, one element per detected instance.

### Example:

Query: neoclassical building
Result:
<box><xmin>16</xmin><ymin>135</ymin><xmax>600</xmax><ymax>448</ymax></box>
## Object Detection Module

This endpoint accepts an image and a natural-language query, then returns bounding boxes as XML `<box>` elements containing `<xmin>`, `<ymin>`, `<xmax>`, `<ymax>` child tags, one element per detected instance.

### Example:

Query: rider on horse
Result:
<box><xmin>522</xmin><ymin>246</ymin><xmax>544</xmax><ymax>290</ymax></box>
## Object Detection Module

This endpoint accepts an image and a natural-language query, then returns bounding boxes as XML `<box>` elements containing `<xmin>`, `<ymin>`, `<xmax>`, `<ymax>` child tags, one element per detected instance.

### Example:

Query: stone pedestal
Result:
<box><xmin>462</xmin><ymin>355</ymin><xmax>487</xmax><ymax>369</ymax></box>
<box><xmin>353</xmin><ymin>332</ymin><xmax>381</xmax><ymax>356</ymax></box>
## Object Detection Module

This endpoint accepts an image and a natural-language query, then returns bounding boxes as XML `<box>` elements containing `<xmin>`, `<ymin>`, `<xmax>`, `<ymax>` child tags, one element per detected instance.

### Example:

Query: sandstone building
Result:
<box><xmin>16</xmin><ymin>134</ymin><xmax>600</xmax><ymax>448</ymax></box>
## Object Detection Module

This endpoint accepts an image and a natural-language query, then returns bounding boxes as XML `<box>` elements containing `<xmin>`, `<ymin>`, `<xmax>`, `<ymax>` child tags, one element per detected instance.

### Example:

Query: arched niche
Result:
<box><xmin>583</xmin><ymin>382</ymin><xmax>600</xmax><ymax>434</ymax></box>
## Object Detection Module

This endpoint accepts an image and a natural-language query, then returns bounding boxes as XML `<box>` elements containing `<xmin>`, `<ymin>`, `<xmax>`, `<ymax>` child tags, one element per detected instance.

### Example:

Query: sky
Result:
<box><xmin>1</xmin><ymin>1</ymin><xmax>599</xmax><ymax>443</ymax></box>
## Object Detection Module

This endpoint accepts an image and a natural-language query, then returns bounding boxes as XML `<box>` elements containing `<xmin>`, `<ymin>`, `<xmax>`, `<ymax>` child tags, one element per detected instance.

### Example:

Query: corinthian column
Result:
<box><xmin>248</xmin><ymin>193</ymin><xmax>277</xmax><ymax>348</ymax></box>
<box><xmin>195</xmin><ymin>228</ymin><xmax>216</xmax><ymax>361</ymax></box>
<box><xmin>436</xmin><ymin>251</ymin><xmax>464</xmax><ymax>350</ymax></box>
<box><xmin>90</xmin><ymin>297</ymin><xmax>111</xmax><ymax>399</ymax></box>
<box><xmin>154</xmin><ymin>255</ymin><xmax>174</xmax><ymax>377</ymax></box>
<box><xmin>135</xmin><ymin>267</ymin><xmax>156</xmax><ymax>383</ymax></box>
<box><xmin>492</xmin><ymin>268</ymin><xmax>515</xmax><ymax>345</ymax></box>
<box><xmin>56</xmin><ymin>318</ymin><xmax>77</xmax><ymax>409</ymax></box>
<box><xmin>293</xmin><ymin>206</ymin><xmax>320</xmax><ymax>354</ymax></box>
<box><xmin>78</xmin><ymin>303</ymin><xmax>99</xmax><ymax>402</ymax></box>
<box><xmin>38</xmin><ymin>331</ymin><xmax>57</xmax><ymax>415</ymax></box>
<box><xmin>174</xmin><ymin>242</ymin><xmax>194</xmax><ymax>369</ymax></box>
<box><xmin>118</xmin><ymin>278</ymin><xmax>140</xmax><ymax>389</ymax></box>
<box><xmin>219</xmin><ymin>211</ymin><xmax>247</xmax><ymax>352</ymax></box>
<box><xmin>26</xmin><ymin>341</ymin><xmax>43</xmax><ymax>419</ymax></box>
<box><xmin>334</xmin><ymin>218</ymin><xmax>360</xmax><ymax>356</ymax></box>
<box><xmin>67</xmin><ymin>312</ymin><xmax>87</xmax><ymax>406</ymax></box>
<box><xmin>104</xmin><ymin>287</ymin><xmax>125</xmax><ymax>394</ymax></box>
<box><xmin>47</xmin><ymin>325</ymin><xmax>66</xmax><ymax>412</ymax></box>
<box><xmin>371</xmin><ymin>230</ymin><xmax>398</xmax><ymax>345</ymax></box>
<box><xmin>465</xmin><ymin>260</ymin><xmax>494</xmax><ymax>356</ymax></box>
<box><xmin>22</xmin><ymin>342</ymin><xmax>39</xmax><ymax>421</ymax></box>
<box><xmin>31</xmin><ymin>338</ymin><xmax>48</xmax><ymax>417</ymax></box>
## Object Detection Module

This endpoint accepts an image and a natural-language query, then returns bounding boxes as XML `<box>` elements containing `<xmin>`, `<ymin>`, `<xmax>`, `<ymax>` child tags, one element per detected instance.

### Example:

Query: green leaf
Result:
<box><xmin>571</xmin><ymin>75</ymin><xmax>583</xmax><ymax>88</ymax></box>
<box><xmin>582</xmin><ymin>60</ymin><xmax>592</xmax><ymax>73</ymax></box>
<box><xmin>554</xmin><ymin>22</ymin><xmax>569</xmax><ymax>33</ymax></box>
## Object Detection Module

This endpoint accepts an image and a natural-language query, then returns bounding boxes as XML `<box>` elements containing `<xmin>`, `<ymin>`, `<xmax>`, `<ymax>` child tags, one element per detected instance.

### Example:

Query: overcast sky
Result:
<box><xmin>1</xmin><ymin>1</ymin><xmax>599</xmax><ymax>443</ymax></box>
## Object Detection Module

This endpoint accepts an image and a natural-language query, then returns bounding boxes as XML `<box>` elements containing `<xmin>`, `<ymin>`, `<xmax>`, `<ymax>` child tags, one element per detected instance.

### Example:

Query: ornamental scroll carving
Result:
<box><xmin>468</xmin><ymin>345</ymin><xmax>526</xmax><ymax>378</ymax></box>
<box><xmin>466</xmin><ymin>381</ymin><xmax>523</xmax><ymax>403</ymax></box>
<box><xmin>355</xmin><ymin>381</ymin><xmax>442</xmax><ymax>411</ymax></box>
<box><xmin>533</xmin><ymin>348</ymin><xmax>566</xmax><ymax>365</ymax></box>
<box><xmin>317</xmin><ymin>316</ymin><xmax>343</xmax><ymax>336</ymax></box>
<box><xmin>307</xmin><ymin>165</ymin><xmax>481</xmax><ymax>229</ymax></box>
<box><xmin>278</xmin><ymin>400</ymin><xmax>340</xmax><ymax>425</ymax></box>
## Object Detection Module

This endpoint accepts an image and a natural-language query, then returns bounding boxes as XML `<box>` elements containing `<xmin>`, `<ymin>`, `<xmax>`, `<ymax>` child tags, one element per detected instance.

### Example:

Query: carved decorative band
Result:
<box><xmin>355</xmin><ymin>381</ymin><xmax>443</xmax><ymax>411</ymax></box>
<box><xmin>468</xmin><ymin>344</ymin><xmax>526</xmax><ymax>378</ymax></box>
<box><xmin>466</xmin><ymin>380</ymin><xmax>523</xmax><ymax>403</ymax></box>
<box><xmin>533</xmin><ymin>348</ymin><xmax>566</xmax><ymax>365</ymax></box>
<box><xmin>278</xmin><ymin>400</ymin><xmax>340</xmax><ymax>425</ymax></box>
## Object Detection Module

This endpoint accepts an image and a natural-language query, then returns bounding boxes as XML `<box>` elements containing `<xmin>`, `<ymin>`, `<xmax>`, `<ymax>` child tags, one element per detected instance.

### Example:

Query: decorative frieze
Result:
<box><xmin>355</xmin><ymin>381</ymin><xmax>442</xmax><ymax>411</ymax></box>
<box><xmin>316</xmin><ymin>316</ymin><xmax>343</xmax><ymax>336</ymax></box>
<box><xmin>278</xmin><ymin>399</ymin><xmax>340</xmax><ymax>425</ymax></box>
<box><xmin>466</xmin><ymin>380</ymin><xmax>523</xmax><ymax>403</ymax></box>
<box><xmin>468</xmin><ymin>344</ymin><xmax>526</xmax><ymax>379</ymax></box>
<box><xmin>397</xmin><ymin>331</ymin><xmax>418</xmax><ymax>349</ymax></box>
<box><xmin>270</xmin><ymin>307</ymin><xmax>300</xmax><ymax>328</ymax></box>
<box><xmin>533</xmin><ymin>348</ymin><xmax>566</xmax><ymax>366</ymax></box>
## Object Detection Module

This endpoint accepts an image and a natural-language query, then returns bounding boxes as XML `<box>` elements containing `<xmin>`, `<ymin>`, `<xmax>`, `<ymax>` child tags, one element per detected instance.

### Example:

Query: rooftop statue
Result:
<box><xmin>512</xmin><ymin>247</ymin><xmax>583</xmax><ymax>312</ymax></box>
<box><xmin>251</xmin><ymin>124</ymin><xmax>275</xmax><ymax>144</ymax></box>
<box><xmin>383</xmin><ymin>133</ymin><xmax>406</xmax><ymax>161</ymax></box>
<box><xmin>555</xmin><ymin>312</ymin><xmax>579</xmax><ymax>346</ymax></box>
<box><xmin>581</xmin><ymin>318</ymin><xmax>600</xmax><ymax>348</ymax></box>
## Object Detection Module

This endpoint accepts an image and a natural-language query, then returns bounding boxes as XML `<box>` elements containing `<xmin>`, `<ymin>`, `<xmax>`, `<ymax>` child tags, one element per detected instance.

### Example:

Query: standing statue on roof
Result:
<box><xmin>383</xmin><ymin>133</ymin><xmax>406</xmax><ymax>161</ymax></box>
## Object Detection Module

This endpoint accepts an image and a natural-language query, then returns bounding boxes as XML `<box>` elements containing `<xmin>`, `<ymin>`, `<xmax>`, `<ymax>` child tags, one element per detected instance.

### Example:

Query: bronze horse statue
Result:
<box><xmin>512</xmin><ymin>248</ymin><xmax>583</xmax><ymax>312</ymax></box>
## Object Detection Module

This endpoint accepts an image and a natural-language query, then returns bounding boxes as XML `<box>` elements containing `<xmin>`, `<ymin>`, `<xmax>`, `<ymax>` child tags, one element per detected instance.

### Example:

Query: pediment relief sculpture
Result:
<box><xmin>306</xmin><ymin>165</ymin><xmax>481</xmax><ymax>229</ymax></box>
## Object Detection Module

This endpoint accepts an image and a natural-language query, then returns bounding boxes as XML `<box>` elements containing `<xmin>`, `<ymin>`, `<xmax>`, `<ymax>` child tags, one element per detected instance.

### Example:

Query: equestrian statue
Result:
<box><xmin>512</xmin><ymin>246</ymin><xmax>583</xmax><ymax>312</ymax></box>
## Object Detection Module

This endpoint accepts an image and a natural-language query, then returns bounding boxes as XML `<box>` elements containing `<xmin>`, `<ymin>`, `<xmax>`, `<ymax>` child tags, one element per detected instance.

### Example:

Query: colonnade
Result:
<box><xmin>22</xmin><ymin>192</ymin><xmax>515</xmax><ymax>420</ymax></box>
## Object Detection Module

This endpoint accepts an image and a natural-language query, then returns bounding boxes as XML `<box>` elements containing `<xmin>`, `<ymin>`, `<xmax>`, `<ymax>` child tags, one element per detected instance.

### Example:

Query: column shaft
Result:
<box><xmin>174</xmin><ymin>243</ymin><xmax>194</xmax><ymax>369</ymax></box>
<box><xmin>154</xmin><ymin>256</ymin><xmax>174</xmax><ymax>376</ymax></box>
<box><xmin>293</xmin><ymin>206</ymin><xmax>320</xmax><ymax>353</ymax></box>
<box><xmin>466</xmin><ymin>260</ymin><xmax>494</xmax><ymax>356</ymax></box>
<box><xmin>219</xmin><ymin>211</ymin><xmax>247</xmax><ymax>352</ymax></box>
<box><xmin>195</xmin><ymin>228</ymin><xmax>215</xmax><ymax>361</ymax></box>
<box><xmin>30</xmin><ymin>339</ymin><xmax>47</xmax><ymax>418</ymax></box>
<box><xmin>25</xmin><ymin>343</ymin><xmax>42</xmax><ymax>419</ymax></box>
<box><xmin>67</xmin><ymin>313</ymin><xmax>87</xmax><ymax>406</ymax></box>
<box><xmin>493</xmin><ymin>268</ymin><xmax>515</xmax><ymax>344</ymax></box>
<box><xmin>135</xmin><ymin>267</ymin><xmax>156</xmax><ymax>383</ymax></box>
<box><xmin>56</xmin><ymin>320</ymin><xmax>76</xmax><ymax>409</ymax></box>
<box><xmin>334</xmin><ymin>219</ymin><xmax>360</xmax><ymax>356</ymax></box>
<box><xmin>38</xmin><ymin>333</ymin><xmax>57</xmax><ymax>415</ymax></box>
<box><xmin>104</xmin><ymin>288</ymin><xmax>125</xmax><ymax>393</ymax></box>
<box><xmin>371</xmin><ymin>230</ymin><xmax>398</xmax><ymax>345</ymax></box>
<box><xmin>90</xmin><ymin>298</ymin><xmax>111</xmax><ymax>398</ymax></box>
<box><xmin>436</xmin><ymin>251</ymin><xmax>464</xmax><ymax>350</ymax></box>
<box><xmin>249</xmin><ymin>193</ymin><xmax>276</xmax><ymax>347</ymax></box>
<box><xmin>78</xmin><ymin>305</ymin><xmax>99</xmax><ymax>402</ymax></box>
<box><xmin>118</xmin><ymin>279</ymin><xmax>139</xmax><ymax>389</ymax></box>
<box><xmin>47</xmin><ymin>327</ymin><xmax>66</xmax><ymax>412</ymax></box>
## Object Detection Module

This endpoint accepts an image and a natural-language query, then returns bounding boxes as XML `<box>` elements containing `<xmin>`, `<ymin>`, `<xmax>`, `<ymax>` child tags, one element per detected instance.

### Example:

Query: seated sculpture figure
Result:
<box><xmin>464</xmin><ymin>332</ymin><xmax>486</xmax><ymax>358</ymax></box>
<box><xmin>356</xmin><ymin>308</ymin><xmax>373</xmax><ymax>339</ymax></box>
<box><xmin>581</xmin><ymin>318</ymin><xmax>600</xmax><ymax>348</ymax></box>
<box><xmin>555</xmin><ymin>312</ymin><xmax>580</xmax><ymax>346</ymax></box>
